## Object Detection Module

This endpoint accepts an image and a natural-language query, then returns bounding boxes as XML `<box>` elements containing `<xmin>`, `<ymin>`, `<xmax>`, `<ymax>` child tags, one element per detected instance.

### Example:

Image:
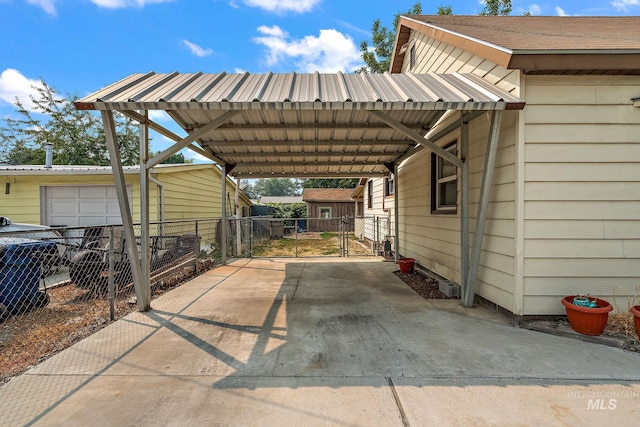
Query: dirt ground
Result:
<box><xmin>394</xmin><ymin>269</ymin><xmax>452</xmax><ymax>300</ymax></box>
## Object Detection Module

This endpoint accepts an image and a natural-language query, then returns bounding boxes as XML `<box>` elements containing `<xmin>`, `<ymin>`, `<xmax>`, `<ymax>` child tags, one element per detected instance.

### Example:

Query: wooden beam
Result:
<box><xmin>201</xmin><ymin>139</ymin><xmax>416</xmax><ymax>148</ymax></box>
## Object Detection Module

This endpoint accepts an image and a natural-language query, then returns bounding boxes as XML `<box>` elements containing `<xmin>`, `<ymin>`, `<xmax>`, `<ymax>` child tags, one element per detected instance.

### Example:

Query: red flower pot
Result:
<box><xmin>561</xmin><ymin>296</ymin><xmax>612</xmax><ymax>336</ymax></box>
<box><xmin>630</xmin><ymin>306</ymin><xmax>640</xmax><ymax>338</ymax></box>
<box><xmin>398</xmin><ymin>258</ymin><xmax>415</xmax><ymax>274</ymax></box>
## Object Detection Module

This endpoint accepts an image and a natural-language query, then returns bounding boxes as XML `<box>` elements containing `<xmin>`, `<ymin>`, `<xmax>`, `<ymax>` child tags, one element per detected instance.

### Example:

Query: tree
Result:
<box><xmin>436</xmin><ymin>5</ymin><xmax>453</xmax><ymax>15</ymax></box>
<box><xmin>149</xmin><ymin>151</ymin><xmax>193</xmax><ymax>164</ymax></box>
<box><xmin>480</xmin><ymin>0</ymin><xmax>512</xmax><ymax>15</ymax></box>
<box><xmin>0</xmin><ymin>80</ymin><xmax>139</xmax><ymax>166</ymax></box>
<box><xmin>301</xmin><ymin>178</ymin><xmax>359</xmax><ymax>189</ymax></box>
<box><xmin>359</xmin><ymin>2</ymin><xmax>422</xmax><ymax>74</ymax></box>
<box><xmin>250</xmin><ymin>178</ymin><xmax>300</xmax><ymax>198</ymax></box>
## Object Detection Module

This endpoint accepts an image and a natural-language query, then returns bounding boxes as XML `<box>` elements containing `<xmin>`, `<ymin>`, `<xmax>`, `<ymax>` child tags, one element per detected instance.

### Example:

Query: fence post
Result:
<box><xmin>194</xmin><ymin>219</ymin><xmax>199</xmax><ymax>274</ymax></box>
<box><xmin>295</xmin><ymin>219</ymin><xmax>299</xmax><ymax>257</ymax></box>
<box><xmin>108</xmin><ymin>225</ymin><xmax>115</xmax><ymax>321</ymax></box>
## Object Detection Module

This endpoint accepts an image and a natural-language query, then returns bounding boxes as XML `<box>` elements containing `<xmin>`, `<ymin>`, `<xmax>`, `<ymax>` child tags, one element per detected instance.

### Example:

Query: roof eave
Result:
<box><xmin>392</xmin><ymin>16</ymin><xmax>514</xmax><ymax>72</ymax></box>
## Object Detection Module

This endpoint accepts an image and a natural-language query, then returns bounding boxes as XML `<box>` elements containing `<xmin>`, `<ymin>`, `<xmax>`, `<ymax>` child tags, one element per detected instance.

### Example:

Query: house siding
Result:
<box><xmin>522</xmin><ymin>75</ymin><xmax>640</xmax><ymax>315</ymax></box>
<box><xmin>398</xmin><ymin>29</ymin><xmax>519</xmax><ymax>313</ymax></box>
<box><xmin>402</xmin><ymin>31</ymin><xmax>520</xmax><ymax>96</ymax></box>
<box><xmin>362</xmin><ymin>178</ymin><xmax>395</xmax><ymax>242</ymax></box>
<box><xmin>0</xmin><ymin>165</ymin><xmax>251</xmax><ymax>227</ymax></box>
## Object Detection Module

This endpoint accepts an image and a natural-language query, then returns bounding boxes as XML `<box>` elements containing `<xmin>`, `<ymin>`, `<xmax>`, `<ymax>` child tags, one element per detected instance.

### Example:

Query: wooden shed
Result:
<box><xmin>303</xmin><ymin>188</ymin><xmax>356</xmax><ymax>232</ymax></box>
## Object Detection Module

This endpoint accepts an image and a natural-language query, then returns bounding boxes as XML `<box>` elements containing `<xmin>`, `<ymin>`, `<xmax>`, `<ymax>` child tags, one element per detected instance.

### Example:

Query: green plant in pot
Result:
<box><xmin>561</xmin><ymin>294</ymin><xmax>613</xmax><ymax>336</ymax></box>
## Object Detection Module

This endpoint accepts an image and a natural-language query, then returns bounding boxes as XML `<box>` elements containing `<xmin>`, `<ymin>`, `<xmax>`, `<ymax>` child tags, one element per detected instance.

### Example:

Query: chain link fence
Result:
<box><xmin>247</xmin><ymin>216</ymin><xmax>393</xmax><ymax>258</ymax></box>
<box><xmin>0</xmin><ymin>218</ymin><xmax>222</xmax><ymax>385</ymax></box>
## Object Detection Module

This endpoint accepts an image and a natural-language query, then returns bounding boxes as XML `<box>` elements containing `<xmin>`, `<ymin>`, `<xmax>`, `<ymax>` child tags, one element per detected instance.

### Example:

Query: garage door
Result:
<box><xmin>44</xmin><ymin>185</ymin><xmax>132</xmax><ymax>227</ymax></box>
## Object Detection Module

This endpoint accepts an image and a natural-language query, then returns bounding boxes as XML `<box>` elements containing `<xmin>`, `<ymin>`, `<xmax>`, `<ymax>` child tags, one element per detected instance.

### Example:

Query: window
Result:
<box><xmin>384</xmin><ymin>174</ymin><xmax>394</xmax><ymax>197</ymax></box>
<box><xmin>367</xmin><ymin>180</ymin><xmax>373</xmax><ymax>209</ymax></box>
<box><xmin>319</xmin><ymin>207</ymin><xmax>332</xmax><ymax>218</ymax></box>
<box><xmin>431</xmin><ymin>142</ymin><xmax>458</xmax><ymax>214</ymax></box>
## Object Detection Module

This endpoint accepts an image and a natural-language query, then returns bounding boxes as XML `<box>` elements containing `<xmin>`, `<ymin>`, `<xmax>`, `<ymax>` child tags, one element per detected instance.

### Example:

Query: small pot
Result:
<box><xmin>561</xmin><ymin>296</ymin><xmax>612</xmax><ymax>336</ymax></box>
<box><xmin>630</xmin><ymin>305</ymin><xmax>640</xmax><ymax>338</ymax></box>
<box><xmin>398</xmin><ymin>258</ymin><xmax>415</xmax><ymax>274</ymax></box>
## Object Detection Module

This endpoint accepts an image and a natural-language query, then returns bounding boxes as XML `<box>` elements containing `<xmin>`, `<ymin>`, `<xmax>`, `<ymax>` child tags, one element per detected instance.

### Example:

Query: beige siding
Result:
<box><xmin>402</xmin><ymin>31</ymin><xmax>520</xmax><ymax>95</ymax></box>
<box><xmin>522</xmin><ymin>75</ymin><xmax>640</xmax><ymax>315</ymax></box>
<box><xmin>397</xmin><ymin>112</ymin><xmax>519</xmax><ymax>312</ymax></box>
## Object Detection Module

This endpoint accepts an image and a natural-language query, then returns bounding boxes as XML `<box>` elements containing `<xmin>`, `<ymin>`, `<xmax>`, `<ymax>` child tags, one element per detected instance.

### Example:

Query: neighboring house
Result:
<box><xmin>302</xmin><ymin>188</ymin><xmax>355</xmax><ymax>232</ymax></box>
<box><xmin>391</xmin><ymin>16</ymin><xmax>640</xmax><ymax>316</ymax></box>
<box><xmin>0</xmin><ymin>163</ymin><xmax>252</xmax><ymax>227</ymax></box>
<box><xmin>352</xmin><ymin>178</ymin><xmax>395</xmax><ymax>244</ymax></box>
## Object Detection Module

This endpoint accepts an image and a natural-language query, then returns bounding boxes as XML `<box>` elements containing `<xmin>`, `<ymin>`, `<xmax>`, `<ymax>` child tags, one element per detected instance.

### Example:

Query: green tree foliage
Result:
<box><xmin>0</xmin><ymin>80</ymin><xmax>139</xmax><ymax>166</ymax></box>
<box><xmin>250</xmin><ymin>178</ymin><xmax>300</xmax><ymax>198</ymax></box>
<box><xmin>437</xmin><ymin>5</ymin><xmax>453</xmax><ymax>14</ymax></box>
<box><xmin>480</xmin><ymin>0</ymin><xmax>512</xmax><ymax>15</ymax></box>
<box><xmin>359</xmin><ymin>2</ymin><xmax>422</xmax><ymax>73</ymax></box>
<box><xmin>301</xmin><ymin>178</ymin><xmax>359</xmax><ymax>189</ymax></box>
<box><xmin>269</xmin><ymin>203</ymin><xmax>307</xmax><ymax>219</ymax></box>
<box><xmin>149</xmin><ymin>151</ymin><xmax>193</xmax><ymax>164</ymax></box>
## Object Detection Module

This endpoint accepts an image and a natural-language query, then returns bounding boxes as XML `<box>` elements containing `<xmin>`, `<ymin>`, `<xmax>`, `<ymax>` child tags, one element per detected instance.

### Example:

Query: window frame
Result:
<box><xmin>384</xmin><ymin>174</ymin><xmax>394</xmax><ymax>197</ymax></box>
<box><xmin>430</xmin><ymin>141</ymin><xmax>458</xmax><ymax>214</ymax></box>
<box><xmin>367</xmin><ymin>180</ymin><xmax>373</xmax><ymax>209</ymax></box>
<box><xmin>319</xmin><ymin>206</ymin><xmax>332</xmax><ymax>219</ymax></box>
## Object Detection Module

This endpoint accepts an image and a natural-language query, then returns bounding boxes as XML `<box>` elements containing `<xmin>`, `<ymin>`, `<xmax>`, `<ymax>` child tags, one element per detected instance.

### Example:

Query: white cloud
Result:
<box><xmin>253</xmin><ymin>25</ymin><xmax>363</xmax><ymax>73</ymax></box>
<box><xmin>26</xmin><ymin>0</ymin><xmax>57</xmax><ymax>15</ymax></box>
<box><xmin>148</xmin><ymin>110</ymin><xmax>171</xmax><ymax>122</ymax></box>
<box><xmin>527</xmin><ymin>4</ymin><xmax>542</xmax><ymax>15</ymax></box>
<box><xmin>90</xmin><ymin>0</ymin><xmax>175</xmax><ymax>9</ymax></box>
<box><xmin>555</xmin><ymin>6</ymin><xmax>568</xmax><ymax>15</ymax></box>
<box><xmin>242</xmin><ymin>0</ymin><xmax>319</xmax><ymax>13</ymax></box>
<box><xmin>0</xmin><ymin>69</ymin><xmax>45</xmax><ymax>112</ymax></box>
<box><xmin>182</xmin><ymin>40</ymin><xmax>213</xmax><ymax>57</ymax></box>
<box><xmin>610</xmin><ymin>0</ymin><xmax>638</xmax><ymax>11</ymax></box>
<box><xmin>234</xmin><ymin>68</ymin><xmax>247</xmax><ymax>73</ymax></box>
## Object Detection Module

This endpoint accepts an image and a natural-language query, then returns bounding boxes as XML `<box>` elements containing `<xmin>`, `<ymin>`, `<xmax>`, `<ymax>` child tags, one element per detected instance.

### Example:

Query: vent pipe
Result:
<box><xmin>45</xmin><ymin>143</ymin><xmax>53</xmax><ymax>169</ymax></box>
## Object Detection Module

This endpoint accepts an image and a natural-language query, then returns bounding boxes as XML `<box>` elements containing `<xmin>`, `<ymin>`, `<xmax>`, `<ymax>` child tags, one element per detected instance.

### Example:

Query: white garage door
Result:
<box><xmin>44</xmin><ymin>185</ymin><xmax>132</xmax><ymax>227</ymax></box>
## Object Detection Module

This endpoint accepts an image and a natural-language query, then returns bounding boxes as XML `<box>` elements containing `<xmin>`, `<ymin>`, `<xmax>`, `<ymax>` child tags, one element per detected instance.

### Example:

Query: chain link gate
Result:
<box><xmin>233</xmin><ymin>216</ymin><xmax>392</xmax><ymax>258</ymax></box>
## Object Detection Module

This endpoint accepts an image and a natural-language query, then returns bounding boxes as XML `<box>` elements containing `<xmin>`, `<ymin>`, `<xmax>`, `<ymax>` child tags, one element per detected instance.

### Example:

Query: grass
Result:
<box><xmin>251</xmin><ymin>232</ymin><xmax>373</xmax><ymax>257</ymax></box>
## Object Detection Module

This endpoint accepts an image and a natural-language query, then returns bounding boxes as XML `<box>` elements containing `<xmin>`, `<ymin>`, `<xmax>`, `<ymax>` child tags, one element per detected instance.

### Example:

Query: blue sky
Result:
<box><xmin>1</xmin><ymin>0</ymin><xmax>637</xmax><ymax>160</ymax></box>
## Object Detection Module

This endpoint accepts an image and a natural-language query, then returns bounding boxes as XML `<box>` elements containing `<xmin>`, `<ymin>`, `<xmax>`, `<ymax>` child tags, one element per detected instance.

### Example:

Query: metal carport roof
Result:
<box><xmin>76</xmin><ymin>71</ymin><xmax>524</xmax><ymax>178</ymax></box>
<box><xmin>75</xmin><ymin>71</ymin><xmax>524</xmax><ymax>312</ymax></box>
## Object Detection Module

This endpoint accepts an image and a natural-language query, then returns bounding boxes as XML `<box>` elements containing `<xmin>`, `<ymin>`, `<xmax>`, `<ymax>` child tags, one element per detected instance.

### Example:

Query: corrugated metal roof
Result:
<box><xmin>76</xmin><ymin>72</ymin><xmax>524</xmax><ymax>178</ymax></box>
<box><xmin>0</xmin><ymin>163</ymin><xmax>209</xmax><ymax>175</ymax></box>
<box><xmin>77</xmin><ymin>71</ymin><xmax>523</xmax><ymax>110</ymax></box>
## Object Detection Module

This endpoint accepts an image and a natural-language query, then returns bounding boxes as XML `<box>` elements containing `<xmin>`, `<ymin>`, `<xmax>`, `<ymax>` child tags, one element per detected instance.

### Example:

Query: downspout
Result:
<box><xmin>148</xmin><ymin>171</ymin><xmax>165</xmax><ymax>237</ymax></box>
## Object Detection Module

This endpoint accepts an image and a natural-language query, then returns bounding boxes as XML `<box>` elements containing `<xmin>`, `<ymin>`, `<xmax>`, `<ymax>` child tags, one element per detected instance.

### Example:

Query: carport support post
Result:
<box><xmin>460</xmin><ymin>115</ymin><xmax>470</xmax><ymax>303</ymax></box>
<box><xmin>393</xmin><ymin>163</ymin><xmax>399</xmax><ymax>263</ymax></box>
<box><xmin>221</xmin><ymin>164</ymin><xmax>227</xmax><ymax>264</ymax></box>
<box><xmin>463</xmin><ymin>110</ymin><xmax>503</xmax><ymax>307</ymax></box>
<box><xmin>139</xmin><ymin>111</ymin><xmax>151</xmax><ymax>309</ymax></box>
<box><xmin>101</xmin><ymin>111</ymin><xmax>149</xmax><ymax>311</ymax></box>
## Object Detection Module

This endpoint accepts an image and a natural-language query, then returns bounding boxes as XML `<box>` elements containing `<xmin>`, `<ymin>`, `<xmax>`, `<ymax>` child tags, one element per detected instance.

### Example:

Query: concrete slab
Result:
<box><xmin>2</xmin><ymin>258</ymin><xmax>639</xmax><ymax>426</ymax></box>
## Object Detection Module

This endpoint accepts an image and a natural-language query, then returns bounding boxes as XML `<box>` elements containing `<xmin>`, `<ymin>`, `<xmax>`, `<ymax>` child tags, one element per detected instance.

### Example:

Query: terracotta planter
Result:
<box><xmin>398</xmin><ymin>258</ymin><xmax>415</xmax><ymax>274</ymax></box>
<box><xmin>561</xmin><ymin>296</ymin><xmax>612</xmax><ymax>336</ymax></box>
<box><xmin>630</xmin><ymin>305</ymin><xmax>640</xmax><ymax>338</ymax></box>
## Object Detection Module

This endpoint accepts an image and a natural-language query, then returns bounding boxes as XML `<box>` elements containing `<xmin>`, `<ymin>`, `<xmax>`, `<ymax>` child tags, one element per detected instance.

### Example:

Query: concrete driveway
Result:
<box><xmin>2</xmin><ymin>258</ymin><xmax>639</xmax><ymax>426</ymax></box>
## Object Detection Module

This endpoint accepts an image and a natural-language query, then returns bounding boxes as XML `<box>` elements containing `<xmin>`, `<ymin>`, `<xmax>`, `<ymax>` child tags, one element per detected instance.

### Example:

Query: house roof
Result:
<box><xmin>259</xmin><ymin>196</ymin><xmax>303</xmax><ymax>205</ymax></box>
<box><xmin>393</xmin><ymin>16</ymin><xmax>640</xmax><ymax>75</ymax></box>
<box><xmin>302</xmin><ymin>188</ymin><xmax>355</xmax><ymax>202</ymax></box>
<box><xmin>75</xmin><ymin>71</ymin><xmax>524</xmax><ymax>178</ymax></box>
<box><xmin>0</xmin><ymin>163</ymin><xmax>210</xmax><ymax>175</ymax></box>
